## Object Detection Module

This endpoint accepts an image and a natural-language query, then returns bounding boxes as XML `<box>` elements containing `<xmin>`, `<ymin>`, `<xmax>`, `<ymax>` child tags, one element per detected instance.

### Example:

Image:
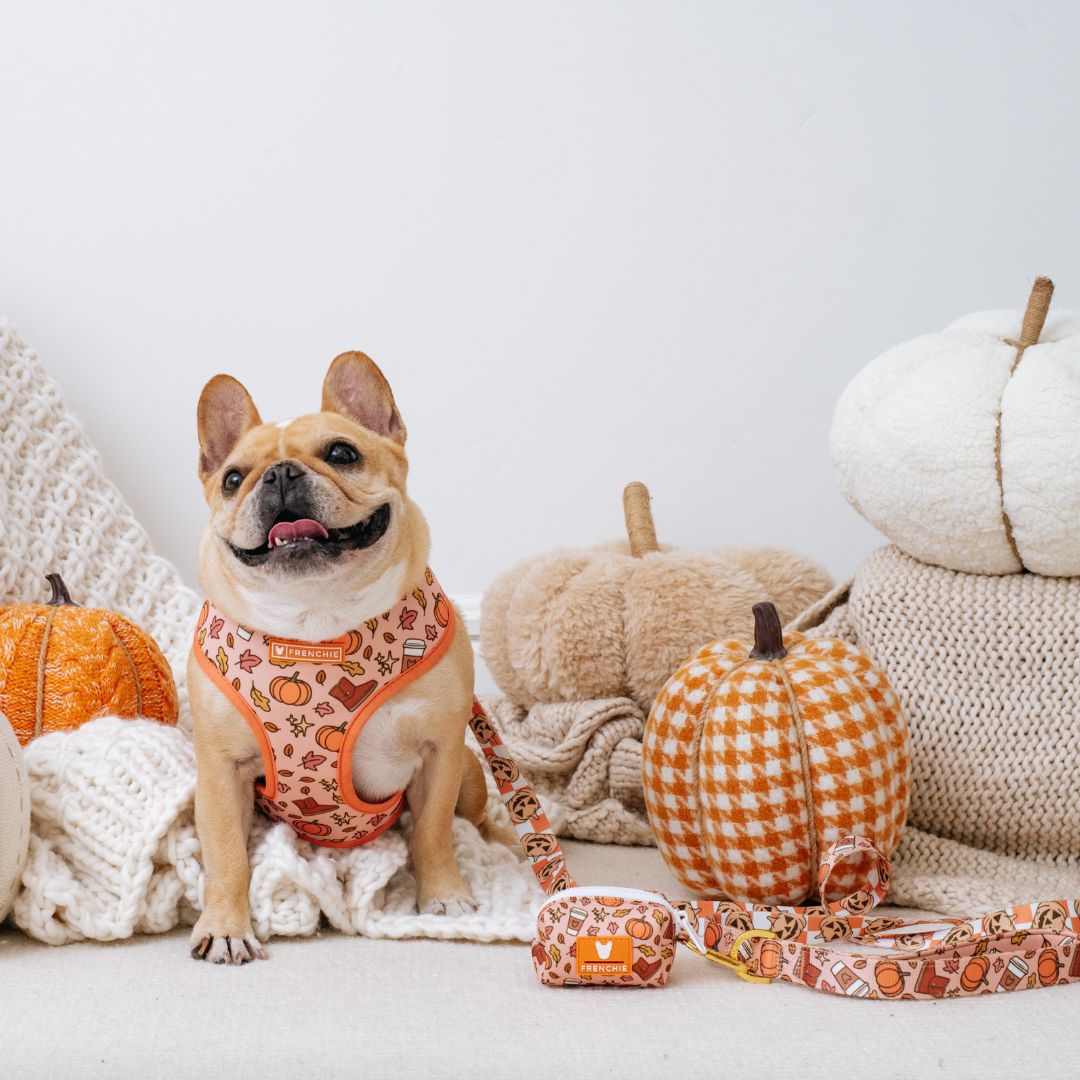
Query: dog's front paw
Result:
<box><xmin>419</xmin><ymin>878</ymin><xmax>477</xmax><ymax>917</ymax></box>
<box><xmin>422</xmin><ymin>894</ymin><xmax>478</xmax><ymax>917</ymax></box>
<box><xmin>190</xmin><ymin>911</ymin><xmax>267</xmax><ymax>965</ymax></box>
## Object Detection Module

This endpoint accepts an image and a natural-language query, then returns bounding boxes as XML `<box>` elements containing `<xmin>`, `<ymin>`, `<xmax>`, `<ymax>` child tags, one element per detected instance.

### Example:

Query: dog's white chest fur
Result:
<box><xmin>350</xmin><ymin>697</ymin><xmax>424</xmax><ymax>802</ymax></box>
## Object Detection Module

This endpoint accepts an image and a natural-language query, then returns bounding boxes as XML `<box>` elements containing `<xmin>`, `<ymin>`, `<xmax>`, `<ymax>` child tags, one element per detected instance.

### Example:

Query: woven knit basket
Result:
<box><xmin>791</xmin><ymin>545</ymin><xmax>1080</xmax><ymax>863</ymax></box>
<box><xmin>0</xmin><ymin>709</ymin><xmax>30</xmax><ymax>921</ymax></box>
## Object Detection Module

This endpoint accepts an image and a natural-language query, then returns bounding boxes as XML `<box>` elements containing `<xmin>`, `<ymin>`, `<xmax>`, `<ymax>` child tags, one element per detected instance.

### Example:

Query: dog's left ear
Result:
<box><xmin>321</xmin><ymin>352</ymin><xmax>406</xmax><ymax>444</ymax></box>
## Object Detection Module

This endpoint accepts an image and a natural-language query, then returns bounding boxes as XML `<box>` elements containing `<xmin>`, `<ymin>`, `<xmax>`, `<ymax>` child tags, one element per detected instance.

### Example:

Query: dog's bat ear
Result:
<box><xmin>197</xmin><ymin>374</ymin><xmax>262</xmax><ymax>479</ymax></box>
<box><xmin>321</xmin><ymin>352</ymin><xmax>406</xmax><ymax>445</ymax></box>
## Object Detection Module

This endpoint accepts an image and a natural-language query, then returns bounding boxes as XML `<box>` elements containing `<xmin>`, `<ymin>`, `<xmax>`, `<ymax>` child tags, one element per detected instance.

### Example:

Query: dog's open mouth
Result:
<box><xmin>227</xmin><ymin>504</ymin><xmax>391</xmax><ymax>566</ymax></box>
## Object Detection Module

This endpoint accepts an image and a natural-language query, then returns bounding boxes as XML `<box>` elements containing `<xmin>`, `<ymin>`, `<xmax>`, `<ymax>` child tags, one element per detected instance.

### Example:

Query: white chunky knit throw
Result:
<box><xmin>1</xmin><ymin>320</ymin><xmax>540</xmax><ymax>945</ymax></box>
<box><xmin>0</xmin><ymin>710</ymin><xmax>29</xmax><ymax>922</ymax></box>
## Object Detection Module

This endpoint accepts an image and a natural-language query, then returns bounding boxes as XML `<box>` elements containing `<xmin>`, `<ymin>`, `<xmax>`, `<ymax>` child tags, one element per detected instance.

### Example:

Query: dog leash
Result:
<box><xmin>468</xmin><ymin>700</ymin><xmax>1080</xmax><ymax>998</ymax></box>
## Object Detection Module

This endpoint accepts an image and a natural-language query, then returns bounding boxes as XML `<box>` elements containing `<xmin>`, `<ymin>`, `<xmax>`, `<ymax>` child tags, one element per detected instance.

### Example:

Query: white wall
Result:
<box><xmin>3</xmin><ymin>2</ymin><xmax>1078</xmax><ymax>607</ymax></box>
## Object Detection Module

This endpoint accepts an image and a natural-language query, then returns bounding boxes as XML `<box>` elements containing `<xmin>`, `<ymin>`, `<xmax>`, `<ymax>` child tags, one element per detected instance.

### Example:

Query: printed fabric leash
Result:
<box><xmin>468</xmin><ymin>701</ymin><xmax>1080</xmax><ymax>998</ymax></box>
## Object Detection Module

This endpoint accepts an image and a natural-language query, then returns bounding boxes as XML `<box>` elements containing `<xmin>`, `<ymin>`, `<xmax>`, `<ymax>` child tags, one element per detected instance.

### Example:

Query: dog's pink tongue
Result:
<box><xmin>268</xmin><ymin>519</ymin><xmax>329</xmax><ymax>547</ymax></box>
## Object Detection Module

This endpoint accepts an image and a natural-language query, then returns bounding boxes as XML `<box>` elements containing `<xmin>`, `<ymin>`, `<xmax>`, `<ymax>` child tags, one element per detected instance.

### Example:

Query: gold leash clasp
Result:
<box><xmin>684</xmin><ymin>928</ymin><xmax>778</xmax><ymax>984</ymax></box>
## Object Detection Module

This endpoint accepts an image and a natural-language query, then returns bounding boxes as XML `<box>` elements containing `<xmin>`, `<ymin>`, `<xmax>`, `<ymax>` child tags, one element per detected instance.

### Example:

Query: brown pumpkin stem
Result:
<box><xmin>45</xmin><ymin>573</ymin><xmax>76</xmax><ymax>606</ymax></box>
<box><xmin>623</xmin><ymin>482</ymin><xmax>660</xmax><ymax>557</ymax></box>
<box><xmin>749</xmin><ymin>602</ymin><xmax>787</xmax><ymax>661</ymax></box>
<box><xmin>1018</xmin><ymin>276</ymin><xmax>1054</xmax><ymax>347</ymax></box>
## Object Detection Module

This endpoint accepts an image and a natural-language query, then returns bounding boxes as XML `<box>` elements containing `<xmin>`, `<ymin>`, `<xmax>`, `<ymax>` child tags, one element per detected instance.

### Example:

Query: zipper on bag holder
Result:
<box><xmin>541</xmin><ymin>884</ymin><xmax>708</xmax><ymax>953</ymax></box>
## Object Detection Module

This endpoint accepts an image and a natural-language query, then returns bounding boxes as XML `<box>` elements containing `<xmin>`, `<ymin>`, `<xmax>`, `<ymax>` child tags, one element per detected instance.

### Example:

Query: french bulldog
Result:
<box><xmin>188</xmin><ymin>351</ymin><xmax>492</xmax><ymax>964</ymax></box>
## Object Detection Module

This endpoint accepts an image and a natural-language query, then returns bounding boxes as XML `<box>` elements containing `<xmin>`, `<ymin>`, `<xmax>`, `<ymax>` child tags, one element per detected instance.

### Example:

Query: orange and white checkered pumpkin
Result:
<box><xmin>642</xmin><ymin>602</ymin><xmax>909</xmax><ymax>904</ymax></box>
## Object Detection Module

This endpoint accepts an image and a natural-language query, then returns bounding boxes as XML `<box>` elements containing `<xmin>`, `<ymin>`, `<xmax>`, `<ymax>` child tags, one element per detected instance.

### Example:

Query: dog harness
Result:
<box><xmin>193</xmin><ymin>568</ymin><xmax>455</xmax><ymax>847</ymax></box>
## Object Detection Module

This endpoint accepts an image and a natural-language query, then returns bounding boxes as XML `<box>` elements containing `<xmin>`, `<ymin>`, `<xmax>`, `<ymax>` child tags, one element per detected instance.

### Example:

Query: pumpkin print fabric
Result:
<box><xmin>643</xmin><ymin>604</ymin><xmax>909</xmax><ymax>904</ymax></box>
<box><xmin>193</xmin><ymin>569</ymin><xmax>454</xmax><ymax>847</ymax></box>
<box><xmin>0</xmin><ymin>574</ymin><xmax>178</xmax><ymax>746</ymax></box>
<box><xmin>533</xmin><ymin>892</ymin><xmax>678</xmax><ymax>987</ymax></box>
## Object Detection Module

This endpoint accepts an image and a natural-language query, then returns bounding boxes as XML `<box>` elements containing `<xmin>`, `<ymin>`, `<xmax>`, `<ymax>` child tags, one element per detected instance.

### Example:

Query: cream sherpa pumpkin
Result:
<box><xmin>831</xmin><ymin>277</ymin><xmax>1080</xmax><ymax>575</ymax></box>
<box><xmin>481</xmin><ymin>484</ymin><xmax>832</xmax><ymax>711</ymax></box>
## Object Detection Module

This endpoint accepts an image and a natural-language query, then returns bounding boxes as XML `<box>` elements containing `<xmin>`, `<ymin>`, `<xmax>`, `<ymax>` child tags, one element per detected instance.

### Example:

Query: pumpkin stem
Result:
<box><xmin>623</xmin><ymin>482</ymin><xmax>660</xmax><ymax>557</ymax></box>
<box><xmin>45</xmin><ymin>573</ymin><xmax>76</xmax><ymax>606</ymax></box>
<box><xmin>749</xmin><ymin>602</ymin><xmax>787</xmax><ymax>661</ymax></box>
<box><xmin>1019</xmin><ymin>276</ymin><xmax>1054</xmax><ymax>346</ymax></box>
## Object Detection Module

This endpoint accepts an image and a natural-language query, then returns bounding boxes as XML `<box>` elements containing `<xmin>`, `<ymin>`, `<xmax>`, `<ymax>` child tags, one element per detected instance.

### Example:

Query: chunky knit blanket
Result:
<box><xmin>1</xmin><ymin>320</ymin><xmax>540</xmax><ymax>945</ymax></box>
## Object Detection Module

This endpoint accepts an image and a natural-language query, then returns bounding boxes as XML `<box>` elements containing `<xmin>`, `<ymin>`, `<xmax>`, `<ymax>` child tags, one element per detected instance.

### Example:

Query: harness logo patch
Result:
<box><xmin>267</xmin><ymin>639</ymin><xmax>346</xmax><ymax>664</ymax></box>
<box><xmin>577</xmin><ymin>936</ymin><xmax>632</xmax><ymax>977</ymax></box>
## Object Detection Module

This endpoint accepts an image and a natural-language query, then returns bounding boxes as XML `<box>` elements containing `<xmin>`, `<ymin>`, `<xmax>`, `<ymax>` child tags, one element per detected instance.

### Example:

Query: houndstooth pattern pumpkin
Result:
<box><xmin>642</xmin><ymin>603</ymin><xmax>910</xmax><ymax>904</ymax></box>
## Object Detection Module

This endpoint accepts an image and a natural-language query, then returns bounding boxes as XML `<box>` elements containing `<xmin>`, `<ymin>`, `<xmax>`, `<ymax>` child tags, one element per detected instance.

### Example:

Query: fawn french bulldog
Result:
<box><xmin>188</xmin><ymin>352</ymin><xmax>491</xmax><ymax>964</ymax></box>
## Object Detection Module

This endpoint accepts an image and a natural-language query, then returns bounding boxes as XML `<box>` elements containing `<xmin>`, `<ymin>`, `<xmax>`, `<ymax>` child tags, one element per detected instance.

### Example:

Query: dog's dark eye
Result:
<box><xmin>325</xmin><ymin>442</ymin><xmax>361</xmax><ymax>466</ymax></box>
<box><xmin>222</xmin><ymin>469</ymin><xmax>244</xmax><ymax>494</ymax></box>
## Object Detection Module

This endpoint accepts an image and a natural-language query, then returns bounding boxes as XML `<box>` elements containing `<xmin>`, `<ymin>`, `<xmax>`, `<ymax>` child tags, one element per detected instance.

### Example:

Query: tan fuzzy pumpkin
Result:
<box><xmin>481</xmin><ymin>484</ymin><xmax>833</xmax><ymax>711</ymax></box>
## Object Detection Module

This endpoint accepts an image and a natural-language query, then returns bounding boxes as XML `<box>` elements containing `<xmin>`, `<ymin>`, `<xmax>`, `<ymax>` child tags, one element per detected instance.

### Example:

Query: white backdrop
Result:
<box><xmin>3</xmin><ymin>2</ymin><xmax>1078</xmax><ymax>606</ymax></box>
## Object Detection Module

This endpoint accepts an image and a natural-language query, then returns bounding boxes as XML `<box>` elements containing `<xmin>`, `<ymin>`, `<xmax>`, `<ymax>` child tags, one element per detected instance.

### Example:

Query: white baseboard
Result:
<box><xmin>455</xmin><ymin>594</ymin><xmax>483</xmax><ymax>639</ymax></box>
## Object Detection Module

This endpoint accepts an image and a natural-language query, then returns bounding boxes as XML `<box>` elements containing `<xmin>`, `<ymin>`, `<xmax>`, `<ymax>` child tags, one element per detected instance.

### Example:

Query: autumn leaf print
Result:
<box><xmin>398</xmin><ymin>608</ymin><xmax>417</xmax><ymax>630</ymax></box>
<box><xmin>411</xmin><ymin>587</ymin><xmax>427</xmax><ymax>611</ymax></box>
<box><xmin>612</xmin><ymin>908</ymin><xmax>631</xmax><ymax>918</ymax></box>
<box><xmin>424</xmin><ymin>568</ymin><xmax>433</xmax><ymax>585</ymax></box>
<box><xmin>231</xmin><ymin>677</ymin><xmax>241</xmax><ymax>691</ymax></box>
<box><xmin>198</xmin><ymin>628</ymin><xmax>206</xmax><ymax>647</ymax></box>
<box><xmin>365</xmin><ymin>618</ymin><xmax>379</xmax><ymax>632</ymax></box>
<box><xmin>227</xmin><ymin>632</ymin><xmax>234</xmax><ymax>648</ymax></box>
<box><xmin>363</xmin><ymin>645</ymin><xmax>373</xmax><ymax>660</ymax></box>
<box><xmin>250</xmin><ymin>686</ymin><xmax>271</xmax><ymax>712</ymax></box>
<box><xmin>314</xmin><ymin>701</ymin><xmax>334</xmax><ymax>716</ymax></box>
<box><xmin>638</xmin><ymin>944</ymin><xmax>655</xmax><ymax>957</ymax></box>
<box><xmin>238</xmin><ymin>649</ymin><xmax>261</xmax><ymax>673</ymax></box>
<box><xmin>209</xmin><ymin>617</ymin><xmax>224</xmax><ymax>639</ymax></box>
<box><xmin>425</xmin><ymin>624</ymin><xmax>438</xmax><ymax>641</ymax></box>
<box><xmin>315</xmin><ymin>670</ymin><xmax>327</xmax><ymax>685</ymax></box>
<box><xmin>339</xmin><ymin>660</ymin><xmax>366</xmax><ymax>677</ymax></box>
<box><xmin>215</xmin><ymin>647</ymin><xmax>229</xmax><ymax>675</ymax></box>
<box><xmin>382</xmin><ymin>632</ymin><xmax>396</xmax><ymax>643</ymax></box>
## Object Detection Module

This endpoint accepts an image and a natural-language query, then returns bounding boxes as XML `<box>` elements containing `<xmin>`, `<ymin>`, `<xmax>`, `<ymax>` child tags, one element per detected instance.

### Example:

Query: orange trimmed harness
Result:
<box><xmin>193</xmin><ymin>568</ymin><xmax>454</xmax><ymax>847</ymax></box>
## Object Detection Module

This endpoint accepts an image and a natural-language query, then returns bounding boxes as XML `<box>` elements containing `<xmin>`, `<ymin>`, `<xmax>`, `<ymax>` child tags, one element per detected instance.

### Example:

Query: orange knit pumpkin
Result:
<box><xmin>0</xmin><ymin>574</ymin><xmax>179</xmax><ymax>746</ymax></box>
<box><xmin>642</xmin><ymin>602</ymin><xmax>909</xmax><ymax>905</ymax></box>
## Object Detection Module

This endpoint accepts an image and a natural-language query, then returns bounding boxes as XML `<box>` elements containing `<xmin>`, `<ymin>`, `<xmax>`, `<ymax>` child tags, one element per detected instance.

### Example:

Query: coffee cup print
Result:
<box><xmin>830</xmin><ymin>960</ymin><xmax>869</xmax><ymax>998</ymax></box>
<box><xmin>995</xmin><ymin>957</ymin><xmax>1028</xmax><ymax>992</ymax></box>
<box><xmin>401</xmin><ymin>639</ymin><xmax>427</xmax><ymax>671</ymax></box>
<box><xmin>566</xmin><ymin>907</ymin><xmax>588</xmax><ymax>936</ymax></box>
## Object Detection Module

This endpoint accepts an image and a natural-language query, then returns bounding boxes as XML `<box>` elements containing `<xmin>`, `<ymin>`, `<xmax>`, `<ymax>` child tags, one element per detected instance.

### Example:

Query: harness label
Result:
<box><xmin>267</xmin><ymin>639</ymin><xmax>346</xmax><ymax>664</ymax></box>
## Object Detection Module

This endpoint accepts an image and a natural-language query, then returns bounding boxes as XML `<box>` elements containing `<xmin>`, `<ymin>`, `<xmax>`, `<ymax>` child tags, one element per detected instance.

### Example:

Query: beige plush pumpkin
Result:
<box><xmin>481</xmin><ymin>484</ymin><xmax>833</xmax><ymax>711</ymax></box>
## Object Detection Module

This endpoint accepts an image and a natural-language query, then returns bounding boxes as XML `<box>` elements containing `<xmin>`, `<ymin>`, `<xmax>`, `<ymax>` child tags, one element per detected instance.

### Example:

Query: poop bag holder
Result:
<box><xmin>468</xmin><ymin>703</ymin><xmax>1080</xmax><ymax>997</ymax></box>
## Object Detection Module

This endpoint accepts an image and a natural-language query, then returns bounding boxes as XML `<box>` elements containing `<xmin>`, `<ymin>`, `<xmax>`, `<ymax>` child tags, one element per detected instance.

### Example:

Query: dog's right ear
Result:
<box><xmin>197</xmin><ymin>375</ymin><xmax>262</xmax><ymax>479</ymax></box>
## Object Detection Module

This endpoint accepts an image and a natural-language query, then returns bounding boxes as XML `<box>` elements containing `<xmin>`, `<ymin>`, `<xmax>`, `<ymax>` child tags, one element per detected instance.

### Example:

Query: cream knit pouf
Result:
<box><xmin>0</xmin><ymin>710</ymin><xmax>30</xmax><ymax>922</ymax></box>
<box><xmin>793</xmin><ymin>545</ymin><xmax>1080</xmax><ymax>868</ymax></box>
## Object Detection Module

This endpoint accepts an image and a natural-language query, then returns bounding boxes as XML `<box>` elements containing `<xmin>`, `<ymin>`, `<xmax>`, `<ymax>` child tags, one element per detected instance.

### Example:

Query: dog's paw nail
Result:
<box><xmin>422</xmin><ymin>895</ymin><xmax>477</xmax><ymax>917</ymax></box>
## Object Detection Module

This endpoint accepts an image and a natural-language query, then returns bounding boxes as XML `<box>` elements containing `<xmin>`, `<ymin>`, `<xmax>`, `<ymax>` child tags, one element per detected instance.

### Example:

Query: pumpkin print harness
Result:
<box><xmin>193</xmin><ymin>568</ymin><xmax>455</xmax><ymax>847</ymax></box>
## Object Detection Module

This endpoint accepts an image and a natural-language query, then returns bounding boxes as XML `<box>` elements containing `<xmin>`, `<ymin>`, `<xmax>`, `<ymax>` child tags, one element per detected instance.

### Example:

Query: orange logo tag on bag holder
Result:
<box><xmin>577</xmin><ymin>937</ymin><xmax>632</xmax><ymax>977</ymax></box>
<box><xmin>267</xmin><ymin>639</ymin><xmax>346</xmax><ymax>664</ymax></box>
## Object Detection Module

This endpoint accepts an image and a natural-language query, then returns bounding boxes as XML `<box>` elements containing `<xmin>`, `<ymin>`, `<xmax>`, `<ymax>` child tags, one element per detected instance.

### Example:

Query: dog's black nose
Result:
<box><xmin>262</xmin><ymin>460</ymin><xmax>306</xmax><ymax>489</ymax></box>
